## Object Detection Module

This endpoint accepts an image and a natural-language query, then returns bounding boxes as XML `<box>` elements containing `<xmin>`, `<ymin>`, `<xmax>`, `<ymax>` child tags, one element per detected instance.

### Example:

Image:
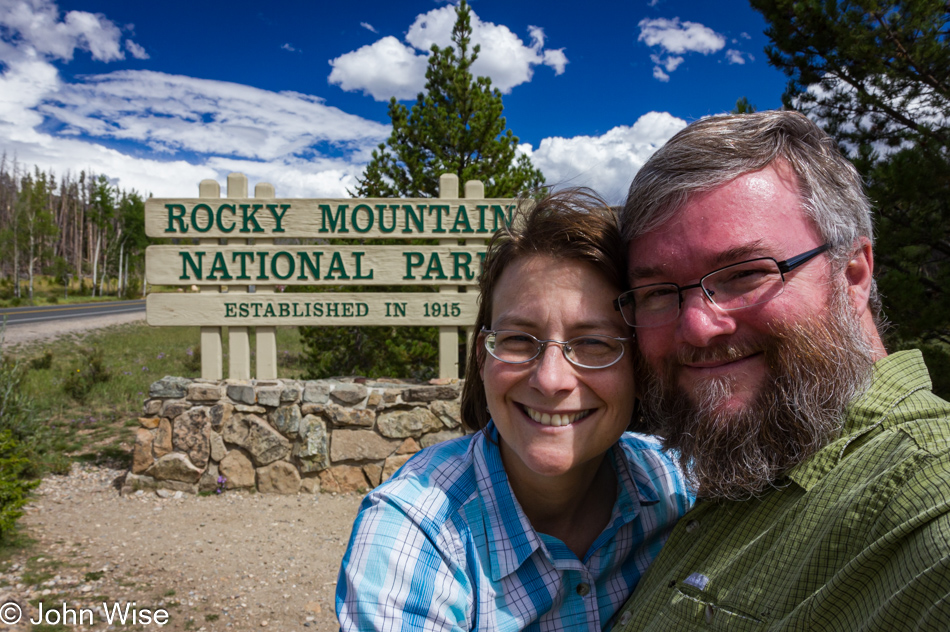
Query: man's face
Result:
<box><xmin>628</xmin><ymin>164</ymin><xmax>833</xmax><ymax>414</ymax></box>
<box><xmin>627</xmin><ymin>163</ymin><xmax>876</xmax><ymax>499</ymax></box>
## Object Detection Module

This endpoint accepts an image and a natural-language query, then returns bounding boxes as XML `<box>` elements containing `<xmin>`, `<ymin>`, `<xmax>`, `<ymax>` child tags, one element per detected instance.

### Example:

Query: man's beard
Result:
<box><xmin>637</xmin><ymin>287</ymin><xmax>876</xmax><ymax>501</ymax></box>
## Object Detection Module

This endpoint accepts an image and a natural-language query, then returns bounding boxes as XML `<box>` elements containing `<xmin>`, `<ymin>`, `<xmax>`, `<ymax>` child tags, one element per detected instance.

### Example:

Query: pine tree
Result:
<box><xmin>300</xmin><ymin>0</ymin><xmax>544</xmax><ymax>380</ymax></box>
<box><xmin>751</xmin><ymin>0</ymin><xmax>950</xmax><ymax>396</ymax></box>
<box><xmin>354</xmin><ymin>0</ymin><xmax>545</xmax><ymax>198</ymax></box>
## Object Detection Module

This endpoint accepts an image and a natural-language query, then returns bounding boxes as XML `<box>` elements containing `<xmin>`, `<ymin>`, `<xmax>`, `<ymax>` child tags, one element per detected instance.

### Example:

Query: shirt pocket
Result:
<box><xmin>651</xmin><ymin>581</ymin><xmax>769</xmax><ymax>632</ymax></box>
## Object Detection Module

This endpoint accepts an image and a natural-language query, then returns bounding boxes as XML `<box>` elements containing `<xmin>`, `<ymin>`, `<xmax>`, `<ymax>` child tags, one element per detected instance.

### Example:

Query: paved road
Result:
<box><xmin>0</xmin><ymin>299</ymin><xmax>146</xmax><ymax>326</ymax></box>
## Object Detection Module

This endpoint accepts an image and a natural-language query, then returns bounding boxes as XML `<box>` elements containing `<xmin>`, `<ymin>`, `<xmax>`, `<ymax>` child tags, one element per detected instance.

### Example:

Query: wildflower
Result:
<box><xmin>157</xmin><ymin>353</ymin><xmax>165</xmax><ymax>360</ymax></box>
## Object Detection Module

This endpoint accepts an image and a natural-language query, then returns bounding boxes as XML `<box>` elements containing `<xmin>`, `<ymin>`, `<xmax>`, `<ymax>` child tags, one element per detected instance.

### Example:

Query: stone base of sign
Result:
<box><xmin>125</xmin><ymin>375</ymin><xmax>467</xmax><ymax>495</ymax></box>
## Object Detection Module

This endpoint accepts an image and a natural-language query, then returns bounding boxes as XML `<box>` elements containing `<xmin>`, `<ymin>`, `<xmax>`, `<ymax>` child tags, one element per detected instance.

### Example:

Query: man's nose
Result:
<box><xmin>675</xmin><ymin>288</ymin><xmax>737</xmax><ymax>347</ymax></box>
<box><xmin>528</xmin><ymin>343</ymin><xmax>578</xmax><ymax>395</ymax></box>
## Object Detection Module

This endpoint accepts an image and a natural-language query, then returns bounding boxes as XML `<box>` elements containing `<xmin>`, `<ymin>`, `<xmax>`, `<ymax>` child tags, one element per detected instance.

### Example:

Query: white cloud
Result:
<box><xmin>281</xmin><ymin>43</ymin><xmax>297</xmax><ymax>52</ymax></box>
<box><xmin>38</xmin><ymin>71</ymin><xmax>389</xmax><ymax>160</ymax></box>
<box><xmin>524</xmin><ymin>111</ymin><xmax>688</xmax><ymax>203</ymax></box>
<box><xmin>651</xmin><ymin>53</ymin><xmax>683</xmax><ymax>72</ymax></box>
<box><xmin>0</xmin><ymin>0</ymin><xmax>144</xmax><ymax>63</ymax></box>
<box><xmin>328</xmin><ymin>5</ymin><xmax>567</xmax><ymax>102</ymax></box>
<box><xmin>725</xmin><ymin>49</ymin><xmax>745</xmax><ymax>64</ymax></box>
<box><xmin>0</xmin><ymin>66</ymin><xmax>388</xmax><ymax>196</ymax></box>
<box><xmin>638</xmin><ymin>16</ymin><xmax>728</xmax><ymax>81</ymax></box>
<box><xmin>125</xmin><ymin>39</ymin><xmax>149</xmax><ymax>59</ymax></box>
<box><xmin>328</xmin><ymin>36</ymin><xmax>428</xmax><ymax>101</ymax></box>
<box><xmin>0</xmin><ymin>1</ymin><xmax>390</xmax><ymax>197</ymax></box>
<box><xmin>638</xmin><ymin>17</ymin><xmax>725</xmax><ymax>55</ymax></box>
<box><xmin>360</xmin><ymin>22</ymin><xmax>377</xmax><ymax>34</ymax></box>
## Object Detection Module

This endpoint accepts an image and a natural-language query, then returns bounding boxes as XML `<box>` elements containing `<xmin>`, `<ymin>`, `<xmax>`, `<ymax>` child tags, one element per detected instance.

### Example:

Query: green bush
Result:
<box><xmin>0</xmin><ymin>430</ymin><xmax>39</xmax><ymax>540</ymax></box>
<box><xmin>299</xmin><ymin>325</ymin><xmax>438</xmax><ymax>380</ymax></box>
<box><xmin>0</xmin><ymin>338</ymin><xmax>42</xmax><ymax>539</ymax></box>
<box><xmin>28</xmin><ymin>350</ymin><xmax>53</xmax><ymax>371</ymax></box>
<box><xmin>62</xmin><ymin>346</ymin><xmax>110</xmax><ymax>402</ymax></box>
<box><xmin>183</xmin><ymin>346</ymin><xmax>201</xmax><ymax>375</ymax></box>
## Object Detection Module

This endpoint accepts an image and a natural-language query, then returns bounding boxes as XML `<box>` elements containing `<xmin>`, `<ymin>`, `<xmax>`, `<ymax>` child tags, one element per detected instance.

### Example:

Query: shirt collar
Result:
<box><xmin>472</xmin><ymin>423</ymin><xmax>661</xmax><ymax>580</ymax></box>
<box><xmin>787</xmin><ymin>350</ymin><xmax>933</xmax><ymax>491</ymax></box>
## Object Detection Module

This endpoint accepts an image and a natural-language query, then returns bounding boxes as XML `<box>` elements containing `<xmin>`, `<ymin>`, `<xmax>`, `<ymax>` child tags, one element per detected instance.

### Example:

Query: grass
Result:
<box><xmin>0</xmin><ymin>275</ymin><xmax>141</xmax><ymax>309</ymax></box>
<box><xmin>4</xmin><ymin>320</ymin><xmax>307</xmax><ymax>472</ymax></box>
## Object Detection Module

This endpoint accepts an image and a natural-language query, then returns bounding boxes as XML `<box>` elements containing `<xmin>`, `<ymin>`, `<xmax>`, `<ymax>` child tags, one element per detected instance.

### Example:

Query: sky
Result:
<box><xmin>0</xmin><ymin>0</ymin><xmax>790</xmax><ymax>204</ymax></box>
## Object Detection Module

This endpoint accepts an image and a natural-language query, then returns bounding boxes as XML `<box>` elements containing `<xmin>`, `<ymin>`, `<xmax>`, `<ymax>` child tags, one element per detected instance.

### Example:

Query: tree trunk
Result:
<box><xmin>92</xmin><ymin>229</ymin><xmax>101</xmax><ymax>297</ymax></box>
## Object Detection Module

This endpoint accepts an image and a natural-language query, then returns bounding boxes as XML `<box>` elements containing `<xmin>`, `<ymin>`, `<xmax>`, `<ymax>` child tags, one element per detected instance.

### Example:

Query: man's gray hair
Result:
<box><xmin>621</xmin><ymin>109</ymin><xmax>880</xmax><ymax>318</ymax></box>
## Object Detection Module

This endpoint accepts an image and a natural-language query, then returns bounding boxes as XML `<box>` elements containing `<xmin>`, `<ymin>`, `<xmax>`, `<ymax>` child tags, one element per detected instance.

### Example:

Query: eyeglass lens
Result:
<box><xmin>485</xmin><ymin>330</ymin><xmax>625</xmax><ymax>368</ymax></box>
<box><xmin>621</xmin><ymin>258</ymin><xmax>786</xmax><ymax>327</ymax></box>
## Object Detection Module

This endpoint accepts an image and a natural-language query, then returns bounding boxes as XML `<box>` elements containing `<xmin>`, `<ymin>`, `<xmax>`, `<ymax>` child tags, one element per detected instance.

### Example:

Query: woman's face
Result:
<box><xmin>480</xmin><ymin>255</ymin><xmax>636</xmax><ymax>482</ymax></box>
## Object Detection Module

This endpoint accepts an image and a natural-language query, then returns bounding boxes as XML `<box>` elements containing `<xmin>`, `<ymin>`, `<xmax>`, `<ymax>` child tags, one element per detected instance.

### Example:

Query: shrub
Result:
<box><xmin>0</xmin><ymin>336</ymin><xmax>42</xmax><ymax>539</ymax></box>
<box><xmin>183</xmin><ymin>346</ymin><xmax>201</xmax><ymax>375</ymax></box>
<box><xmin>299</xmin><ymin>325</ymin><xmax>438</xmax><ymax>380</ymax></box>
<box><xmin>62</xmin><ymin>346</ymin><xmax>110</xmax><ymax>402</ymax></box>
<box><xmin>28</xmin><ymin>350</ymin><xmax>53</xmax><ymax>371</ymax></box>
<box><xmin>0</xmin><ymin>430</ymin><xmax>39</xmax><ymax>540</ymax></box>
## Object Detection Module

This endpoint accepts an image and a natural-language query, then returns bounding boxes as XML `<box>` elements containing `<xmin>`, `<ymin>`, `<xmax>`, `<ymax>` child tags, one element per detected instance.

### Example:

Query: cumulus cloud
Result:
<box><xmin>360</xmin><ymin>22</ymin><xmax>377</xmax><ymax>33</ymax></box>
<box><xmin>0</xmin><ymin>0</ymin><xmax>145</xmax><ymax>63</ymax></box>
<box><xmin>328</xmin><ymin>4</ymin><xmax>567</xmax><ymax>101</ymax></box>
<box><xmin>524</xmin><ymin>111</ymin><xmax>688</xmax><ymax>203</ymax></box>
<box><xmin>638</xmin><ymin>17</ymin><xmax>727</xmax><ymax>81</ymax></box>
<box><xmin>638</xmin><ymin>17</ymin><xmax>725</xmax><ymax>54</ymax></box>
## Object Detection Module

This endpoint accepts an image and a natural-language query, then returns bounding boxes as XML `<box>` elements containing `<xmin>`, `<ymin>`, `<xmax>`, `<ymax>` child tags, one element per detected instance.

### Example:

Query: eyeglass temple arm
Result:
<box><xmin>777</xmin><ymin>243</ymin><xmax>831</xmax><ymax>274</ymax></box>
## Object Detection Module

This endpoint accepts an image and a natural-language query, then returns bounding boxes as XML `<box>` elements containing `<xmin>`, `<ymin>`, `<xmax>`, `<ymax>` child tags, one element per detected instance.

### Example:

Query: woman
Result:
<box><xmin>336</xmin><ymin>189</ymin><xmax>692</xmax><ymax>631</ymax></box>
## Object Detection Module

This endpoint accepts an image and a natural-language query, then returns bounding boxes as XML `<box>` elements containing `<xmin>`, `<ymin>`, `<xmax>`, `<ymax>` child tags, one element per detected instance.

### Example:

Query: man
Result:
<box><xmin>611</xmin><ymin>110</ymin><xmax>950</xmax><ymax>631</ymax></box>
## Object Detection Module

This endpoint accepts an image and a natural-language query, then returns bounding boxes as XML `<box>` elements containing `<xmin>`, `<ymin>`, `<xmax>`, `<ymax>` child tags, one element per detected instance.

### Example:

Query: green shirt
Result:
<box><xmin>613</xmin><ymin>350</ymin><xmax>950</xmax><ymax>631</ymax></box>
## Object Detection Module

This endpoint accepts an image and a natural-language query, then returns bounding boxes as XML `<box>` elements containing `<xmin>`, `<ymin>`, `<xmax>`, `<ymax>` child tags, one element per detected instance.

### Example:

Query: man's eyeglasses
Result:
<box><xmin>481</xmin><ymin>328</ymin><xmax>631</xmax><ymax>369</ymax></box>
<box><xmin>613</xmin><ymin>243</ymin><xmax>832</xmax><ymax>328</ymax></box>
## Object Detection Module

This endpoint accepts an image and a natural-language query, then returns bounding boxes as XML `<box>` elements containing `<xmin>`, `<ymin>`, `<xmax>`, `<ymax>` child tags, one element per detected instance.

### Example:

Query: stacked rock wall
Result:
<box><xmin>126</xmin><ymin>376</ymin><xmax>467</xmax><ymax>495</ymax></box>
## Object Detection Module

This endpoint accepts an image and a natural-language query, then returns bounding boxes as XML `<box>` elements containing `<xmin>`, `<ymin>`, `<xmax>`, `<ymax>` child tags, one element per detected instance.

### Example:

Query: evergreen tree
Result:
<box><xmin>751</xmin><ymin>0</ymin><xmax>950</xmax><ymax>397</ymax></box>
<box><xmin>300</xmin><ymin>0</ymin><xmax>544</xmax><ymax>380</ymax></box>
<box><xmin>354</xmin><ymin>0</ymin><xmax>545</xmax><ymax>198</ymax></box>
<box><xmin>732</xmin><ymin>96</ymin><xmax>757</xmax><ymax>114</ymax></box>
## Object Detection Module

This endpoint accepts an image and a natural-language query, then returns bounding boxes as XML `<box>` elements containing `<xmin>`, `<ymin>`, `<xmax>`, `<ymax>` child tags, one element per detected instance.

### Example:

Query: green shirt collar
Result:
<box><xmin>787</xmin><ymin>350</ymin><xmax>932</xmax><ymax>491</ymax></box>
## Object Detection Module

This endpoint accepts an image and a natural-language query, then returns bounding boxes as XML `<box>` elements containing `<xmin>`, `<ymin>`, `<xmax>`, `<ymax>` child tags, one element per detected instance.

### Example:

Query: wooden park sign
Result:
<box><xmin>145</xmin><ymin>173</ymin><xmax>514</xmax><ymax>381</ymax></box>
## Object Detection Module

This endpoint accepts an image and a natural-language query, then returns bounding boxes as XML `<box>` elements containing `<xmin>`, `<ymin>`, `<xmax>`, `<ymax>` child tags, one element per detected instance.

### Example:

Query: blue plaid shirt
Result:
<box><xmin>336</xmin><ymin>423</ymin><xmax>692</xmax><ymax>631</ymax></box>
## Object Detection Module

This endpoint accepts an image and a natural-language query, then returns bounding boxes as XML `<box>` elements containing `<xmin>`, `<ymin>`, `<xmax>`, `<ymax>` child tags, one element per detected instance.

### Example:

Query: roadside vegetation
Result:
<box><xmin>1</xmin><ymin>320</ymin><xmax>306</xmax><ymax>479</ymax></box>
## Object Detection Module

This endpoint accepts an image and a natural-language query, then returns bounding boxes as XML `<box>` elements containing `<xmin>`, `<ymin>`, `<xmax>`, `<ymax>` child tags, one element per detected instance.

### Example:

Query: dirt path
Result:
<box><xmin>1</xmin><ymin>464</ymin><xmax>363</xmax><ymax>631</ymax></box>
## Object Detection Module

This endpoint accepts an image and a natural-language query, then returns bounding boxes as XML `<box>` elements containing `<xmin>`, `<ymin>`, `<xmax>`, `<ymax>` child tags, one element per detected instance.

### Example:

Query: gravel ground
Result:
<box><xmin>0</xmin><ymin>310</ymin><xmax>363</xmax><ymax>631</ymax></box>
<box><xmin>0</xmin><ymin>464</ymin><xmax>363</xmax><ymax>631</ymax></box>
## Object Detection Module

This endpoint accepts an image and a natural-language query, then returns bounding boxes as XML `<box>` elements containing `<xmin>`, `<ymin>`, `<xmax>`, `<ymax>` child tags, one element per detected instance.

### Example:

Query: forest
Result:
<box><xmin>0</xmin><ymin>154</ymin><xmax>148</xmax><ymax>303</ymax></box>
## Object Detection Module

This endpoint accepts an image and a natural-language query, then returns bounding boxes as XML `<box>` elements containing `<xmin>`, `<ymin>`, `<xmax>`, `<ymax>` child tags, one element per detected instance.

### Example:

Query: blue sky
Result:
<box><xmin>0</xmin><ymin>0</ymin><xmax>789</xmax><ymax>203</ymax></box>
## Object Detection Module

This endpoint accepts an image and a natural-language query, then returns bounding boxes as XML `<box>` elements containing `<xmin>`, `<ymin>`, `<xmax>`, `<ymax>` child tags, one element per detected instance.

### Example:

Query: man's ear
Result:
<box><xmin>845</xmin><ymin>237</ymin><xmax>874</xmax><ymax>317</ymax></box>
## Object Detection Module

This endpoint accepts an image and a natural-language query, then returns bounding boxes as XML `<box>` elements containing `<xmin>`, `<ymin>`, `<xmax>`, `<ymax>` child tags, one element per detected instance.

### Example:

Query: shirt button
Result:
<box><xmin>576</xmin><ymin>582</ymin><xmax>590</xmax><ymax>596</ymax></box>
<box><xmin>685</xmin><ymin>519</ymin><xmax>700</xmax><ymax>533</ymax></box>
<box><xmin>619</xmin><ymin>611</ymin><xmax>632</xmax><ymax>625</ymax></box>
